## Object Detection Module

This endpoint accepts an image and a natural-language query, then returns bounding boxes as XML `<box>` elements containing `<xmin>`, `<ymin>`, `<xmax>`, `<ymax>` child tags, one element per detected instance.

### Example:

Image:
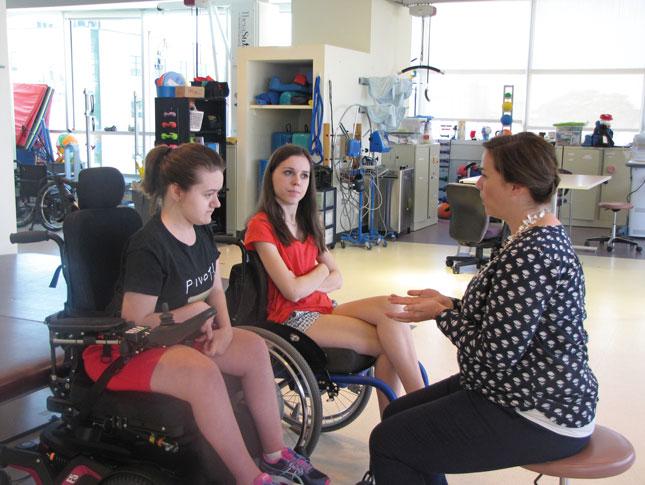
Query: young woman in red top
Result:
<box><xmin>245</xmin><ymin>144</ymin><xmax>425</xmax><ymax>414</ymax></box>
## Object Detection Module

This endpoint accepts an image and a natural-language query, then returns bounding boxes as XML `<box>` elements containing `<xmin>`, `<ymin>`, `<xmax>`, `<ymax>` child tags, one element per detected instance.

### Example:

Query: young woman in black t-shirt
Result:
<box><xmin>83</xmin><ymin>144</ymin><xmax>328</xmax><ymax>485</ymax></box>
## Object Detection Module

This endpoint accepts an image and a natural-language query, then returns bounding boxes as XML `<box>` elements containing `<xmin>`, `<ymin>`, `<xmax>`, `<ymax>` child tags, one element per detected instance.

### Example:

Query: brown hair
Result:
<box><xmin>256</xmin><ymin>144</ymin><xmax>326</xmax><ymax>254</ymax></box>
<box><xmin>482</xmin><ymin>132</ymin><xmax>560</xmax><ymax>204</ymax></box>
<box><xmin>142</xmin><ymin>143</ymin><xmax>225</xmax><ymax>208</ymax></box>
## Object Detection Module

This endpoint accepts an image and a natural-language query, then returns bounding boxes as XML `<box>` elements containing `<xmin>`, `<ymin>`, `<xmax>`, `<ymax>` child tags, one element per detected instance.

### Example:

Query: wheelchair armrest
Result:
<box><xmin>146</xmin><ymin>307</ymin><xmax>217</xmax><ymax>347</ymax></box>
<box><xmin>46</xmin><ymin>313</ymin><xmax>128</xmax><ymax>334</ymax></box>
<box><xmin>212</xmin><ymin>235</ymin><xmax>242</xmax><ymax>247</ymax></box>
<box><xmin>47</xmin><ymin>395</ymin><xmax>72</xmax><ymax>414</ymax></box>
<box><xmin>213</xmin><ymin>235</ymin><xmax>247</xmax><ymax>260</ymax></box>
<box><xmin>257</xmin><ymin>322</ymin><xmax>328</xmax><ymax>375</ymax></box>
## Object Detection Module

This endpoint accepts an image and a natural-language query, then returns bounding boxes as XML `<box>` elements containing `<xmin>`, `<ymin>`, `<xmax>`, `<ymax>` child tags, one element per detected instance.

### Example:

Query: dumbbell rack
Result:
<box><xmin>153</xmin><ymin>96</ymin><xmax>228</xmax><ymax>234</ymax></box>
<box><xmin>154</xmin><ymin>98</ymin><xmax>192</xmax><ymax>147</ymax></box>
<box><xmin>154</xmin><ymin>97</ymin><xmax>227</xmax><ymax>155</ymax></box>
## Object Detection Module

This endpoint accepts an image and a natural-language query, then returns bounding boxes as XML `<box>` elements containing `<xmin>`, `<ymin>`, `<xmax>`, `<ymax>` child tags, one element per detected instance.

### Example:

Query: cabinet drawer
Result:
<box><xmin>599</xmin><ymin>149</ymin><xmax>630</xmax><ymax>226</ymax></box>
<box><xmin>561</xmin><ymin>147</ymin><xmax>603</xmax><ymax>222</ymax></box>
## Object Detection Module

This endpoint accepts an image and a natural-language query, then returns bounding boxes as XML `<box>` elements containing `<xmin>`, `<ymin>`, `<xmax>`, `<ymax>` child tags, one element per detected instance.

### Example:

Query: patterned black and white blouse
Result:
<box><xmin>436</xmin><ymin>225</ymin><xmax>599</xmax><ymax>428</ymax></box>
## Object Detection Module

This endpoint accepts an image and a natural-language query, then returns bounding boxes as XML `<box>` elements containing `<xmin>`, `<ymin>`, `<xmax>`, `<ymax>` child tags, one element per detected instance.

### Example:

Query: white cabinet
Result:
<box><xmin>599</xmin><ymin>149</ymin><xmax>631</xmax><ymax>227</ymax></box>
<box><xmin>381</xmin><ymin>143</ymin><xmax>440</xmax><ymax>230</ymax></box>
<box><xmin>560</xmin><ymin>148</ymin><xmax>603</xmax><ymax>223</ymax></box>
<box><xmin>558</xmin><ymin>147</ymin><xmax>631</xmax><ymax>228</ymax></box>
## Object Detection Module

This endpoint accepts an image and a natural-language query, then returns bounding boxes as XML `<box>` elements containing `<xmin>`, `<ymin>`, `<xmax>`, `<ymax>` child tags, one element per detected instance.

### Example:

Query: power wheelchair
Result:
<box><xmin>0</xmin><ymin>167</ymin><xmax>303</xmax><ymax>484</ymax></box>
<box><xmin>0</xmin><ymin>167</ymin><xmax>427</xmax><ymax>484</ymax></box>
<box><xmin>215</xmin><ymin>236</ymin><xmax>430</xmax><ymax>456</ymax></box>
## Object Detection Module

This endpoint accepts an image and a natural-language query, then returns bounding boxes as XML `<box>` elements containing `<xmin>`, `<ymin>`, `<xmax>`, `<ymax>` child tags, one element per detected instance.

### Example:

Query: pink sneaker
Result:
<box><xmin>253</xmin><ymin>472</ymin><xmax>276</xmax><ymax>485</ymax></box>
<box><xmin>260</xmin><ymin>448</ymin><xmax>330</xmax><ymax>485</ymax></box>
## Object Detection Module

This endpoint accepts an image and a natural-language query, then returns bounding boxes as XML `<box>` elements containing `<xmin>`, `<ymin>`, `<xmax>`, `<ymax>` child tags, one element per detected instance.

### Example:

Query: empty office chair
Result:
<box><xmin>445</xmin><ymin>183</ymin><xmax>503</xmax><ymax>274</ymax></box>
<box><xmin>584</xmin><ymin>202</ymin><xmax>643</xmax><ymax>253</ymax></box>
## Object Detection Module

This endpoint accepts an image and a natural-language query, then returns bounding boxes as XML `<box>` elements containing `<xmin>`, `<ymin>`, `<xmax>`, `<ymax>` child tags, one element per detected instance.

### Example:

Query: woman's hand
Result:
<box><xmin>386</xmin><ymin>294</ymin><xmax>453</xmax><ymax>323</ymax></box>
<box><xmin>202</xmin><ymin>325</ymin><xmax>233</xmax><ymax>357</ymax></box>
<box><xmin>194</xmin><ymin>315</ymin><xmax>215</xmax><ymax>344</ymax></box>
<box><xmin>405</xmin><ymin>288</ymin><xmax>454</xmax><ymax>308</ymax></box>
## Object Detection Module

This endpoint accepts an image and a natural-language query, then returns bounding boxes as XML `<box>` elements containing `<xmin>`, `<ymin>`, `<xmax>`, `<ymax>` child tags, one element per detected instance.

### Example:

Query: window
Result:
<box><xmin>412</xmin><ymin>0</ymin><xmax>645</xmax><ymax>145</ymax></box>
<box><xmin>7</xmin><ymin>12</ymin><xmax>66</xmax><ymax>131</ymax></box>
<box><xmin>8</xmin><ymin>3</ymin><xmax>235</xmax><ymax>175</ymax></box>
<box><xmin>531</xmin><ymin>0</ymin><xmax>645</xmax><ymax>70</ymax></box>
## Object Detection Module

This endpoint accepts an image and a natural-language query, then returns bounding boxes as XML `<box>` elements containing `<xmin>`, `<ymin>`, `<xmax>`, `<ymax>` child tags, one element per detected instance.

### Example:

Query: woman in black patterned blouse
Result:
<box><xmin>359</xmin><ymin>132</ymin><xmax>599</xmax><ymax>485</ymax></box>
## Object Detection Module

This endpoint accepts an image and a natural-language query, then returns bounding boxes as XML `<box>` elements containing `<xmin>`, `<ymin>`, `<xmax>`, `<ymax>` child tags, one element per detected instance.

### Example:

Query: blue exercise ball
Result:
<box><xmin>500</xmin><ymin>114</ymin><xmax>513</xmax><ymax>126</ymax></box>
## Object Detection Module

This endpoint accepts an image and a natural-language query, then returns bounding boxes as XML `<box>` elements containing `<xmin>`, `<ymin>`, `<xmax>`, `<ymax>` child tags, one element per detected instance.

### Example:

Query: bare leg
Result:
<box><xmin>374</xmin><ymin>353</ymin><xmax>401</xmax><ymax>416</ymax></box>
<box><xmin>213</xmin><ymin>328</ymin><xmax>284</xmax><ymax>454</ymax></box>
<box><xmin>333</xmin><ymin>296</ymin><xmax>425</xmax><ymax>394</ymax></box>
<box><xmin>150</xmin><ymin>345</ymin><xmax>261</xmax><ymax>484</ymax></box>
<box><xmin>307</xmin><ymin>314</ymin><xmax>401</xmax><ymax>414</ymax></box>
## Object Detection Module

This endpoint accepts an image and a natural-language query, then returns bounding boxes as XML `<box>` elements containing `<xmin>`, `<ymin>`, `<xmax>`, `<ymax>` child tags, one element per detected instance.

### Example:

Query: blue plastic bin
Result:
<box><xmin>156</xmin><ymin>86</ymin><xmax>176</xmax><ymax>97</ymax></box>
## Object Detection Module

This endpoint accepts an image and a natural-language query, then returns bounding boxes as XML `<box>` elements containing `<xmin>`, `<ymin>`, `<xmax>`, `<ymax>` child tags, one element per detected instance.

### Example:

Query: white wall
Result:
<box><xmin>292</xmin><ymin>0</ymin><xmax>412</xmax><ymax>63</ymax></box>
<box><xmin>292</xmin><ymin>0</ymin><xmax>410</xmax><ymax>70</ymax></box>
<box><xmin>0</xmin><ymin>0</ymin><xmax>17</xmax><ymax>255</ymax></box>
<box><xmin>292</xmin><ymin>0</ymin><xmax>373</xmax><ymax>53</ymax></box>
<box><xmin>370</xmin><ymin>0</ymin><xmax>411</xmax><ymax>71</ymax></box>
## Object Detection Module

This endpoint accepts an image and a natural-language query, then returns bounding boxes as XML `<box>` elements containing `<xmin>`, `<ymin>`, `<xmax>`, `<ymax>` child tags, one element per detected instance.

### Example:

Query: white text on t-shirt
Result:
<box><xmin>186</xmin><ymin>261</ymin><xmax>216</xmax><ymax>295</ymax></box>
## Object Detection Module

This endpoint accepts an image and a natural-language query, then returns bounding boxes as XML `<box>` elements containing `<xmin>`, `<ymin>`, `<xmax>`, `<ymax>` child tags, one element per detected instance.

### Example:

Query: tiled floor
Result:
<box><xmin>3</xmin><ymin>223</ymin><xmax>643</xmax><ymax>484</ymax></box>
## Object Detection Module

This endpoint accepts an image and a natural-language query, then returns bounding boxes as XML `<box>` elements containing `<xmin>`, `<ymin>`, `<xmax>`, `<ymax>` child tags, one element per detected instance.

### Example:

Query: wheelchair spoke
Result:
<box><xmin>241</xmin><ymin>325</ymin><xmax>322</xmax><ymax>456</ymax></box>
<box><xmin>321</xmin><ymin>369</ymin><xmax>374</xmax><ymax>433</ymax></box>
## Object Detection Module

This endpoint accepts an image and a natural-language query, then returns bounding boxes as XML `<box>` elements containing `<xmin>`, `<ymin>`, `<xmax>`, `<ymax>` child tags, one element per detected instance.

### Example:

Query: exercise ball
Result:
<box><xmin>502</xmin><ymin>101</ymin><xmax>513</xmax><ymax>112</ymax></box>
<box><xmin>500</xmin><ymin>114</ymin><xmax>513</xmax><ymax>126</ymax></box>
<box><xmin>438</xmin><ymin>202</ymin><xmax>451</xmax><ymax>219</ymax></box>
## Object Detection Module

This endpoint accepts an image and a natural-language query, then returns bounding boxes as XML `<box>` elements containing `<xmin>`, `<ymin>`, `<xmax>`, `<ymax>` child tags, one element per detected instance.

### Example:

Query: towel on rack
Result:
<box><xmin>366</xmin><ymin>75</ymin><xmax>412</xmax><ymax>106</ymax></box>
<box><xmin>363</xmin><ymin>75</ymin><xmax>412</xmax><ymax>130</ymax></box>
<box><xmin>366</xmin><ymin>105</ymin><xmax>407</xmax><ymax>131</ymax></box>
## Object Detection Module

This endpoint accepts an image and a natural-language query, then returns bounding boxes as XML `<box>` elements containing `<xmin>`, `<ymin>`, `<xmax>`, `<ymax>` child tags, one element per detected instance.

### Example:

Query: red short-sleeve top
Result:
<box><xmin>244</xmin><ymin>212</ymin><xmax>333</xmax><ymax>323</ymax></box>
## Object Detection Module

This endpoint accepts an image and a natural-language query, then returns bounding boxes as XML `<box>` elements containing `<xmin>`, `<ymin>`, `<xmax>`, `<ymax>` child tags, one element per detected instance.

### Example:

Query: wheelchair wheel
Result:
<box><xmin>0</xmin><ymin>469</ymin><xmax>10</xmax><ymax>485</ymax></box>
<box><xmin>243</xmin><ymin>326</ymin><xmax>322</xmax><ymax>456</ymax></box>
<box><xmin>37</xmin><ymin>181</ymin><xmax>73</xmax><ymax>231</ymax></box>
<box><xmin>100</xmin><ymin>474</ymin><xmax>154</xmax><ymax>485</ymax></box>
<box><xmin>15</xmin><ymin>195</ymin><xmax>35</xmax><ymax>227</ymax></box>
<box><xmin>321</xmin><ymin>368</ymin><xmax>373</xmax><ymax>432</ymax></box>
<box><xmin>99</xmin><ymin>466</ymin><xmax>172</xmax><ymax>485</ymax></box>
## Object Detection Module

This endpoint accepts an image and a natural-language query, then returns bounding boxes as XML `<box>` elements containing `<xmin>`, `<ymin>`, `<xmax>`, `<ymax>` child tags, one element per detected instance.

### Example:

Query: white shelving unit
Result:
<box><xmin>232</xmin><ymin>44</ymin><xmax>377</xmax><ymax>234</ymax></box>
<box><xmin>249</xmin><ymin>105</ymin><xmax>312</xmax><ymax>110</ymax></box>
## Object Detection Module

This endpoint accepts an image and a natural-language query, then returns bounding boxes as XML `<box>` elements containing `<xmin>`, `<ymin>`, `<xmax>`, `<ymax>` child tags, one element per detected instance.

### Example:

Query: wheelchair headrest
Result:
<box><xmin>77</xmin><ymin>167</ymin><xmax>125</xmax><ymax>209</ymax></box>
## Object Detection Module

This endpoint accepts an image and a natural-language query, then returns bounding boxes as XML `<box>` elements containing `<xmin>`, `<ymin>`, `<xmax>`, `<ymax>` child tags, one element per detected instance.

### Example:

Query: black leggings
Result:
<box><xmin>369</xmin><ymin>374</ymin><xmax>590</xmax><ymax>484</ymax></box>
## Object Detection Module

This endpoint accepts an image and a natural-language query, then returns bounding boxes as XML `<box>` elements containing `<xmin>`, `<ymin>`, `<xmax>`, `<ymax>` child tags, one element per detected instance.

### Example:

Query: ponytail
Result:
<box><xmin>142</xmin><ymin>145</ymin><xmax>172</xmax><ymax>200</ymax></box>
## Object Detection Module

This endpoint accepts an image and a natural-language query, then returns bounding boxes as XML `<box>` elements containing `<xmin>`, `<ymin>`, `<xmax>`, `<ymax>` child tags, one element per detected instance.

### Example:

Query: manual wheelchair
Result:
<box><xmin>214</xmin><ymin>236</ymin><xmax>430</xmax><ymax>456</ymax></box>
<box><xmin>0</xmin><ymin>167</ymin><xmax>307</xmax><ymax>484</ymax></box>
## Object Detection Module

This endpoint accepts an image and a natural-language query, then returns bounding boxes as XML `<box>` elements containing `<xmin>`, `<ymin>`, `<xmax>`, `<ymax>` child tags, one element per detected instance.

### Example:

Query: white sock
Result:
<box><xmin>263</xmin><ymin>448</ymin><xmax>284</xmax><ymax>463</ymax></box>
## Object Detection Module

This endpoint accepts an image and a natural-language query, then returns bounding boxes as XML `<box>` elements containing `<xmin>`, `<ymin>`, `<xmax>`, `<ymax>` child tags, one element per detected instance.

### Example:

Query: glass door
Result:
<box><xmin>68</xmin><ymin>16</ymin><xmax>143</xmax><ymax>175</ymax></box>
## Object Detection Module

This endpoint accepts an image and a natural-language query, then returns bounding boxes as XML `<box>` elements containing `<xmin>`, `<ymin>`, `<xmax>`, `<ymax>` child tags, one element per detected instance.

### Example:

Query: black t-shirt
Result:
<box><xmin>115</xmin><ymin>213</ymin><xmax>220</xmax><ymax>313</ymax></box>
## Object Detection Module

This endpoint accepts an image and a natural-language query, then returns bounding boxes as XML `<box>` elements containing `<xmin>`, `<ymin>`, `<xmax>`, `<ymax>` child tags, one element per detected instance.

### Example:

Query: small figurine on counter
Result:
<box><xmin>585</xmin><ymin>114</ymin><xmax>615</xmax><ymax>147</ymax></box>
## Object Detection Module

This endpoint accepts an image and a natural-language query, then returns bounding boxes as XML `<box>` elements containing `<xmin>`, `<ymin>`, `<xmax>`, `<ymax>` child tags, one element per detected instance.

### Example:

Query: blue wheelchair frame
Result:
<box><xmin>330</xmin><ymin>363</ymin><xmax>429</xmax><ymax>403</ymax></box>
